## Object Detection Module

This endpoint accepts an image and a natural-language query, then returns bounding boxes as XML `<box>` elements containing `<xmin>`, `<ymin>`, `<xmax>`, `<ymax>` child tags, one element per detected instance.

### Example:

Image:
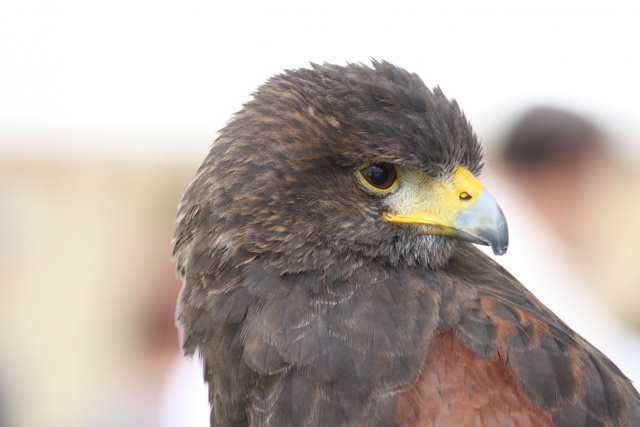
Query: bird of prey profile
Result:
<box><xmin>173</xmin><ymin>61</ymin><xmax>640</xmax><ymax>426</ymax></box>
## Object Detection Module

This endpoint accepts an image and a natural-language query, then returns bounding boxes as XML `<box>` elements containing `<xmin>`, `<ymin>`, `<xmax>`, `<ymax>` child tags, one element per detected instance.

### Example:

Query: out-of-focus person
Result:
<box><xmin>89</xmin><ymin>262</ymin><xmax>192</xmax><ymax>427</ymax></box>
<box><xmin>157</xmin><ymin>350</ymin><xmax>208</xmax><ymax>427</ymax></box>
<box><xmin>485</xmin><ymin>106</ymin><xmax>640</xmax><ymax>388</ymax></box>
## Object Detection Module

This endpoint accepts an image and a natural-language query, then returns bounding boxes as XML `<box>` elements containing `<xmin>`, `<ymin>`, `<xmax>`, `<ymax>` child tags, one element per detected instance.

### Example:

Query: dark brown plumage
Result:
<box><xmin>173</xmin><ymin>61</ymin><xmax>640</xmax><ymax>426</ymax></box>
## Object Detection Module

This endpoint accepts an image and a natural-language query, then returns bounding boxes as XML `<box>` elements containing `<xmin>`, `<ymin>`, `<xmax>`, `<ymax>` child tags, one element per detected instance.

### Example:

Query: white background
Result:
<box><xmin>1</xmin><ymin>0</ymin><xmax>639</xmax><ymax>159</ymax></box>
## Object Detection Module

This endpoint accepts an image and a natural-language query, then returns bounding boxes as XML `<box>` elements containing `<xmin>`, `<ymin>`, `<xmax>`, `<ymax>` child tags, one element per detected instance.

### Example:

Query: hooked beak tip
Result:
<box><xmin>452</xmin><ymin>189</ymin><xmax>509</xmax><ymax>256</ymax></box>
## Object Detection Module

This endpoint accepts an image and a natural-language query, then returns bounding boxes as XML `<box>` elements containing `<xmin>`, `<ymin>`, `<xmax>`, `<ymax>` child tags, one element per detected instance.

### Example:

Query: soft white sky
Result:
<box><xmin>1</xmin><ymin>0</ymin><xmax>639</xmax><ymax>159</ymax></box>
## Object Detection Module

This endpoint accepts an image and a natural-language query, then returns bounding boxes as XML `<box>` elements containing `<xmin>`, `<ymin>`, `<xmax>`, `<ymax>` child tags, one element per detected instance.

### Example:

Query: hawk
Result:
<box><xmin>173</xmin><ymin>61</ymin><xmax>640</xmax><ymax>426</ymax></box>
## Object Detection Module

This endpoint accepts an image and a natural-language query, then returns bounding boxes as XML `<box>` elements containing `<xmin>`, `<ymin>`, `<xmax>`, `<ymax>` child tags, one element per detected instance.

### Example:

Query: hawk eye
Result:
<box><xmin>358</xmin><ymin>163</ymin><xmax>399</xmax><ymax>192</ymax></box>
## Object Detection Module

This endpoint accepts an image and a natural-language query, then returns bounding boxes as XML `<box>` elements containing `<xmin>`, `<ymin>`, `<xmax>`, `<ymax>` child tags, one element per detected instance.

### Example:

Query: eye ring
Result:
<box><xmin>357</xmin><ymin>163</ymin><xmax>400</xmax><ymax>193</ymax></box>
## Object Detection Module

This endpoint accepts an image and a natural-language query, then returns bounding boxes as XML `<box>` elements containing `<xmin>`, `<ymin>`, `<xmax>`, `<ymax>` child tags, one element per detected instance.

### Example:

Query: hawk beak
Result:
<box><xmin>448</xmin><ymin>189</ymin><xmax>509</xmax><ymax>255</ymax></box>
<box><xmin>382</xmin><ymin>166</ymin><xmax>509</xmax><ymax>256</ymax></box>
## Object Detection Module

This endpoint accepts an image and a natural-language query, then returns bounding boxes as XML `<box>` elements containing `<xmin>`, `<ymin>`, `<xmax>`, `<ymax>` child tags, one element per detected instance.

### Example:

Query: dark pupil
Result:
<box><xmin>369</xmin><ymin>164</ymin><xmax>389</xmax><ymax>186</ymax></box>
<box><xmin>361</xmin><ymin>163</ymin><xmax>396</xmax><ymax>190</ymax></box>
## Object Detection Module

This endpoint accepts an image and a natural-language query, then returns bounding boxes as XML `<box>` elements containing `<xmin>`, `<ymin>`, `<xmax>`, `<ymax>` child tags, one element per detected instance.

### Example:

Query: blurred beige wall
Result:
<box><xmin>0</xmin><ymin>154</ymin><xmax>199</xmax><ymax>427</ymax></box>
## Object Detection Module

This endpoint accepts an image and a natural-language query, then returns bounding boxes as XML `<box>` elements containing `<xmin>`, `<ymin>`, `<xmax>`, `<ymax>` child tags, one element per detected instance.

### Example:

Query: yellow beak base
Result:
<box><xmin>382</xmin><ymin>167</ymin><xmax>508</xmax><ymax>255</ymax></box>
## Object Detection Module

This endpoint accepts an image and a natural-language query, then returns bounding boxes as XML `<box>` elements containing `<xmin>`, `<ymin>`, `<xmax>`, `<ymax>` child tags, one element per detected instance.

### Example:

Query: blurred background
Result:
<box><xmin>1</xmin><ymin>1</ymin><xmax>639</xmax><ymax>426</ymax></box>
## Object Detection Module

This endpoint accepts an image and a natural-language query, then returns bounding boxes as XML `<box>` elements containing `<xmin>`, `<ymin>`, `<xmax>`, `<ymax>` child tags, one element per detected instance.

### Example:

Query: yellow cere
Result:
<box><xmin>381</xmin><ymin>166</ymin><xmax>484</xmax><ymax>228</ymax></box>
